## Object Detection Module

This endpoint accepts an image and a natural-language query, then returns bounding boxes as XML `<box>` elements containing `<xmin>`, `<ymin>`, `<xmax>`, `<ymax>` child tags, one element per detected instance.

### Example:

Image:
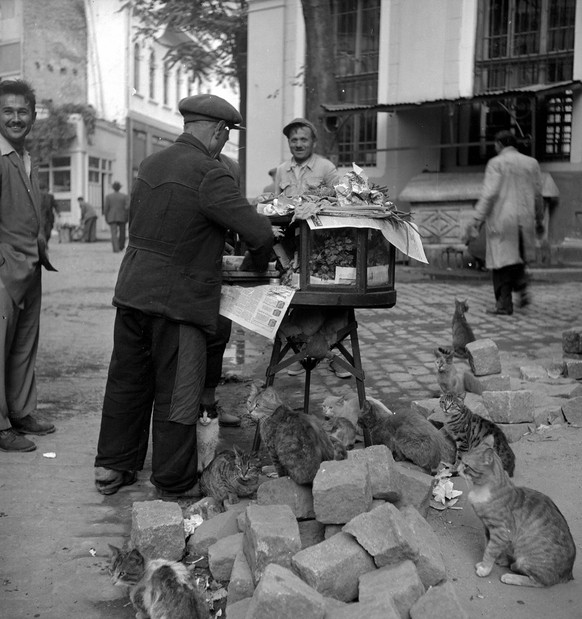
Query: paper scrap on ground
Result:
<box><xmin>219</xmin><ymin>285</ymin><xmax>296</xmax><ymax>339</ymax></box>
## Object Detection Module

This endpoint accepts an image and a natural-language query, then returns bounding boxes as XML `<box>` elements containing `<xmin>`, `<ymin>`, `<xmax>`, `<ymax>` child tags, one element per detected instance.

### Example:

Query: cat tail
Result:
<box><xmin>304</xmin><ymin>415</ymin><xmax>336</xmax><ymax>463</ymax></box>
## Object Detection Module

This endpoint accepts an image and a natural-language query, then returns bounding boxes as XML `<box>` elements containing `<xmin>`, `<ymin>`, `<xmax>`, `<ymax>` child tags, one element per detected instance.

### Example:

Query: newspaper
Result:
<box><xmin>307</xmin><ymin>215</ymin><xmax>428</xmax><ymax>264</ymax></box>
<box><xmin>219</xmin><ymin>284</ymin><xmax>296</xmax><ymax>340</ymax></box>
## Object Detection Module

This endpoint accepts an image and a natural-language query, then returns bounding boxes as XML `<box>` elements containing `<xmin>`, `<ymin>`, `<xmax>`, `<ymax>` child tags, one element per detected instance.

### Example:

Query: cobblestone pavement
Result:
<box><xmin>0</xmin><ymin>239</ymin><xmax>580</xmax><ymax>619</ymax></box>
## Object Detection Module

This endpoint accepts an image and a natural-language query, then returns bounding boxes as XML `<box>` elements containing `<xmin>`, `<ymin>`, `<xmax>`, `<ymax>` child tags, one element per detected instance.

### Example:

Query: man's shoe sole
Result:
<box><xmin>0</xmin><ymin>443</ymin><xmax>36</xmax><ymax>453</ymax></box>
<box><xmin>13</xmin><ymin>426</ymin><xmax>56</xmax><ymax>436</ymax></box>
<box><xmin>95</xmin><ymin>471</ymin><xmax>138</xmax><ymax>495</ymax></box>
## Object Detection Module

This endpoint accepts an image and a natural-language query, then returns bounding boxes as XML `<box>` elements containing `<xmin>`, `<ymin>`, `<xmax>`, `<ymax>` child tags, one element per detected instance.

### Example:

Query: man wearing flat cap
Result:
<box><xmin>274</xmin><ymin>117</ymin><xmax>339</xmax><ymax>197</ymax></box>
<box><xmin>94</xmin><ymin>94</ymin><xmax>274</xmax><ymax>500</ymax></box>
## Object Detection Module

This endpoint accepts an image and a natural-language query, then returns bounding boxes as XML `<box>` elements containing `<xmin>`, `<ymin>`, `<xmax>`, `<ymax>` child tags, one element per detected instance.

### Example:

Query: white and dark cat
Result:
<box><xmin>460</xmin><ymin>436</ymin><xmax>576</xmax><ymax>587</ymax></box>
<box><xmin>197</xmin><ymin>406</ymin><xmax>219</xmax><ymax>474</ymax></box>
<box><xmin>108</xmin><ymin>545</ymin><xmax>209</xmax><ymax>619</ymax></box>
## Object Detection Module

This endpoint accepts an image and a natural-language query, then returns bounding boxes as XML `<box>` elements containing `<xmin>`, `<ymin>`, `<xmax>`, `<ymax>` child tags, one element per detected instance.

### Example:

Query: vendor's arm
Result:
<box><xmin>473</xmin><ymin>159</ymin><xmax>502</xmax><ymax>223</ymax></box>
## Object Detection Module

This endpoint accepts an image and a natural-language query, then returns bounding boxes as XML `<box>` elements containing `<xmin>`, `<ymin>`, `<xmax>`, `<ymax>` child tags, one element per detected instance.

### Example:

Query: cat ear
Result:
<box><xmin>483</xmin><ymin>434</ymin><xmax>495</xmax><ymax>448</ymax></box>
<box><xmin>108</xmin><ymin>544</ymin><xmax>121</xmax><ymax>557</ymax></box>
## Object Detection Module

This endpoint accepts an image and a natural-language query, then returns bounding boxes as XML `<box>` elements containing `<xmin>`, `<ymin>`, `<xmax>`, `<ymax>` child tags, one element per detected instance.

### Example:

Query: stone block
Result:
<box><xmin>400</xmin><ymin>506</ymin><xmax>446</xmax><ymax>588</ymax></box>
<box><xmin>562</xmin><ymin>397</ymin><xmax>582</xmax><ymax>427</ymax></box>
<box><xmin>347</xmin><ymin>445</ymin><xmax>401</xmax><ymax>502</ymax></box>
<box><xmin>482</xmin><ymin>390</ymin><xmax>535</xmax><ymax>423</ymax></box>
<box><xmin>464</xmin><ymin>371</ymin><xmax>511</xmax><ymax>395</ymax></box>
<box><xmin>464</xmin><ymin>392</ymin><xmax>490</xmax><ymax>419</ymax></box>
<box><xmin>533</xmin><ymin>395</ymin><xmax>567</xmax><ymax>426</ymax></box>
<box><xmin>324</xmin><ymin>524</ymin><xmax>342</xmax><ymax>539</ymax></box>
<box><xmin>562</xmin><ymin>327</ymin><xmax>582</xmax><ymax>354</ymax></box>
<box><xmin>410</xmin><ymin>398</ymin><xmax>441</xmax><ymax>418</ymax></box>
<box><xmin>565</xmin><ymin>360</ymin><xmax>582</xmax><ymax>380</ymax></box>
<box><xmin>244</xmin><ymin>564</ymin><xmax>326</xmax><ymax>619</ymax></box>
<box><xmin>187</xmin><ymin>508</ymin><xmax>240</xmax><ymax>558</ymax></box>
<box><xmin>131</xmin><ymin>500</ymin><xmax>184</xmax><ymax>561</ymax></box>
<box><xmin>393</xmin><ymin>464</ymin><xmax>434</xmax><ymax>517</ymax></box>
<box><xmin>292</xmin><ymin>532</ymin><xmax>376</xmax><ymax>602</ymax></box>
<box><xmin>208</xmin><ymin>532</ymin><xmax>243</xmax><ymax>582</ymax></box>
<box><xmin>257</xmin><ymin>476</ymin><xmax>315</xmax><ymax>519</ymax></box>
<box><xmin>571</xmin><ymin>383</ymin><xmax>582</xmax><ymax>398</ymax></box>
<box><xmin>342</xmin><ymin>503</ymin><xmax>419</xmax><ymax>568</ymax></box>
<box><xmin>410</xmin><ymin>581</ymin><xmax>468</xmax><ymax>619</ymax></box>
<box><xmin>298</xmin><ymin>519</ymin><xmax>326</xmax><ymax>549</ymax></box>
<box><xmin>243</xmin><ymin>504</ymin><xmax>301</xmax><ymax>585</ymax></box>
<box><xmin>312</xmin><ymin>460</ymin><xmax>372</xmax><ymax>524</ymax></box>
<box><xmin>498</xmin><ymin>422</ymin><xmax>533</xmax><ymax>443</ymax></box>
<box><xmin>225</xmin><ymin>597</ymin><xmax>251</xmax><ymax>619</ymax></box>
<box><xmin>329</xmin><ymin>599</ymin><xmax>400</xmax><ymax>618</ymax></box>
<box><xmin>227</xmin><ymin>549</ymin><xmax>255</xmax><ymax>605</ymax></box>
<box><xmin>359</xmin><ymin>560</ymin><xmax>425</xmax><ymax>618</ymax></box>
<box><xmin>466</xmin><ymin>339</ymin><xmax>501</xmax><ymax>376</ymax></box>
<box><xmin>519</xmin><ymin>365</ymin><xmax>548</xmax><ymax>381</ymax></box>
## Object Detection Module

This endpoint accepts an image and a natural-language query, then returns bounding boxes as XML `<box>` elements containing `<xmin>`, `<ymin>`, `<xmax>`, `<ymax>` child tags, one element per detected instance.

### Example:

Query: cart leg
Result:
<box><xmin>347</xmin><ymin>309</ymin><xmax>371</xmax><ymax>447</ymax></box>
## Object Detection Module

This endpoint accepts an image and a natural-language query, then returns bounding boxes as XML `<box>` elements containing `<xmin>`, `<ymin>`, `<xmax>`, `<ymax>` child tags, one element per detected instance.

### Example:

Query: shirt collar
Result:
<box><xmin>0</xmin><ymin>133</ymin><xmax>32</xmax><ymax>175</ymax></box>
<box><xmin>291</xmin><ymin>154</ymin><xmax>315</xmax><ymax>170</ymax></box>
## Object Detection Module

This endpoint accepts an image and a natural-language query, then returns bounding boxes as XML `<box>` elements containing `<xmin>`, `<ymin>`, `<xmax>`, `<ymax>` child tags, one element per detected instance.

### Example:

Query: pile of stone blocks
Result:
<box><xmin>561</xmin><ymin>326</ymin><xmax>582</xmax><ymax>427</ymax></box>
<box><xmin>412</xmin><ymin>336</ymin><xmax>582</xmax><ymax>443</ymax></box>
<box><xmin>130</xmin><ymin>445</ymin><xmax>468</xmax><ymax>618</ymax></box>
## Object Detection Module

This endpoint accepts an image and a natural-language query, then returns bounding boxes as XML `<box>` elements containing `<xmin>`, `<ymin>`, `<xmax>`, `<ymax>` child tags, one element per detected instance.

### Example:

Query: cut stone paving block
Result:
<box><xmin>257</xmin><ymin>476</ymin><xmax>315</xmax><ymax>519</ymax></box>
<box><xmin>393</xmin><ymin>464</ymin><xmax>434</xmax><ymax>517</ymax></box>
<box><xmin>410</xmin><ymin>581</ymin><xmax>468</xmax><ymax>619</ymax></box>
<box><xmin>498</xmin><ymin>422</ymin><xmax>533</xmax><ymax>443</ymax></box>
<box><xmin>312</xmin><ymin>459</ymin><xmax>372</xmax><ymax>524</ymax></box>
<box><xmin>298</xmin><ymin>519</ymin><xmax>326</xmax><ymax>549</ymax></box>
<box><xmin>130</xmin><ymin>500</ymin><xmax>185</xmax><ymax>561</ymax></box>
<box><xmin>187</xmin><ymin>508</ymin><xmax>240</xmax><ymax>558</ymax></box>
<box><xmin>342</xmin><ymin>502</ymin><xmax>419</xmax><ymax>568</ymax></box>
<box><xmin>292</xmin><ymin>531</ymin><xmax>376</xmax><ymax>602</ymax></box>
<box><xmin>329</xmin><ymin>599</ymin><xmax>401</xmax><ymax>619</ymax></box>
<box><xmin>466</xmin><ymin>339</ymin><xmax>501</xmax><ymax>376</ymax></box>
<box><xmin>482</xmin><ymin>390</ymin><xmax>535</xmax><ymax>423</ymax></box>
<box><xmin>208</xmin><ymin>532</ymin><xmax>243</xmax><ymax>582</ymax></box>
<box><xmin>571</xmin><ymin>383</ymin><xmax>582</xmax><ymax>398</ymax></box>
<box><xmin>519</xmin><ymin>365</ymin><xmax>548</xmax><ymax>381</ymax></box>
<box><xmin>562</xmin><ymin>327</ymin><xmax>582</xmax><ymax>354</ymax></box>
<box><xmin>227</xmin><ymin>549</ymin><xmax>255</xmax><ymax>606</ymax></box>
<box><xmin>399</xmin><ymin>506</ymin><xmax>446</xmax><ymax>588</ymax></box>
<box><xmin>347</xmin><ymin>445</ymin><xmax>401</xmax><ymax>502</ymax></box>
<box><xmin>565</xmin><ymin>360</ymin><xmax>582</xmax><ymax>380</ymax></box>
<box><xmin>359</xmin><ymin>560</ymin><xmax>425</xmax><ymax>619</ymax></box>
<box><xmin>464</xmin><ymin>371</ymin><xmax>511</xmax><ymax>395</ymax></box>
<box><xmin>464</xmin><ymin>392</ymin><xmax>490</xmax><ymax>419</ymax></box>
<box><xmin>562</xmin><ymin>397</ymin><xmax>582</xmax><ymax>427</ymax></box>
<box><xmin>243</xmin><ymin>504</ymin><xmax>301</xmax><ymax>585</ymax></box>
<box><xmin>244</xmin><ymin>563</ymin><xmax>327</xmax><ymax>619</ymax></box>
<box><xmin>324</xmin><ymin>524</ymin><xmax>342</xmax><ymax>539</ymax></box>
<box><xmin>225</xmin><ymin>597</ymin><xmax>251</xmax><ymax>619</ymax></box>
<box><xmin>533</xmin><ymin>395</ymin><xmax>567</xmax><ymax>426</ymax></box>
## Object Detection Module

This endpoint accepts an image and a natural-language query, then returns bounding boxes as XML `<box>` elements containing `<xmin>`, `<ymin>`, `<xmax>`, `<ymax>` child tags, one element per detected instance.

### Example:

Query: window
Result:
<box><xmin>133</xmin><ymin>43</ymin><xmax>141</xmax><ymax>93</ymax></box>
<box><xmin>475</xmin><ymin>0</ymin><xmax>575</xmax><ymax>92</ymax></box>
<box><xmin>332</xmin><ymin>0</ymin><xmax>380</xmax><ymax>166</ymax></box>
<box><xmin>540</xmin><ymin>92</ymin><xmax>572</xmax><ymax>161</ymax></box>
<box><xmin>149</xmin><ymin>50</ymin><xmax>156</xmax><ymax>100</ymax></box>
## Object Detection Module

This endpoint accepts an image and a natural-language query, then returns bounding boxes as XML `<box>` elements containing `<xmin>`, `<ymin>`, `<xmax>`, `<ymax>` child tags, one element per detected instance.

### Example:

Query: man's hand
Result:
<box><xmin>463</xmin><ymin>220</ymin><xmax>481</xmax><ymax>245</ymax></box>
<box><xmin>239</xmin><ymin>250</ymin><xmax>268</xmax><ymax>272</ymax></box>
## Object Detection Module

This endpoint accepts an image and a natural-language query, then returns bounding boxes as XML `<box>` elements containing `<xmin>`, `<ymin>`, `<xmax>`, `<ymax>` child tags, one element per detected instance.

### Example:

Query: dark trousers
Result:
<box><xmin>95</xmin><ymin>308</ymin><xmax>206</xmax><ymax>493</ymax></box>
<box><xmin>82</xmin><ymin>217</ymin><xmax>97</xmax><ymax>242</ymax></box>
<box><xmin>109</xmin><ymin>222</ymin><xmax>127</xmax><ymax>253</ymax></box>
<box><xmin>492</xmin><ymin>263</ymin><xmax>528</xmax><ymax>312</ymax></box>
<box><xmin>205</xmin><ymin>315</ymin><xmax>232</xmax><ymax>390</ymax></box>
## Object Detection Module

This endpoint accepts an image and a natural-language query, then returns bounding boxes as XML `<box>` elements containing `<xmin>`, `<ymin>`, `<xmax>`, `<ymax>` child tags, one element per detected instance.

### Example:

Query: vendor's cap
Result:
<box><xmin>283</xmin><ymin>117</ymin><xmax>318</xmax><ymax>140</ymax></box>
<box><xmin>179</xmin><ymin>94</ymin><xmax>245</xmax><ymax>129</ymax></box>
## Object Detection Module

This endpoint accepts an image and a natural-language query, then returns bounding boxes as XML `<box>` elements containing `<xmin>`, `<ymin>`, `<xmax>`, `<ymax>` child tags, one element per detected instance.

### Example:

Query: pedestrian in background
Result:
<box><xmin>0</xmin><ymin>79</ymin><xmax>57</xmax><ymax>453</ymax></box>
<box><xmin>94</xmin><ymin>94</ymin><xmax>273</xmax><ymax>499</ymax></box>
<box><xmin>465</xmin><ymin>130</ymin><xmax>544</xmax><ymax>316</ymax></box>
<box><xmin>104</xmin><ymin>181</ymin><xmax>129</xmax><ymax>253</ymax></box>
<box><xmin>39</xmin><ymin>183</ymin><xmax>59</xmax><ymax>248</ymax></box>
<box><xmin>78</xmin><ymin>197</ymin><xmax>98</xmax><ymax>242</ymax></box>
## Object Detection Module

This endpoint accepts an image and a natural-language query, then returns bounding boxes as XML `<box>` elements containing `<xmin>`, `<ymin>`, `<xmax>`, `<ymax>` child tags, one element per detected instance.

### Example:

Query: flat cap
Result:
<box><xmin>179</xmin><ymin>94</ymin><xmax>244</xmax><ymax>129</ymax></box>
<box><xmin>283</xmin><ymin>117</ymin><xmax>318</xmax><ymax>140</ymax></box>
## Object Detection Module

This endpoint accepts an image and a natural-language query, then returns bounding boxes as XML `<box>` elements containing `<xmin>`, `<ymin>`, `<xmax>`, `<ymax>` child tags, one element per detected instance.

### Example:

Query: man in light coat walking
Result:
<box><xmin>466</xmin><ymin>130</ymin><xmax>544</xmax><ymax>316</ymax></box>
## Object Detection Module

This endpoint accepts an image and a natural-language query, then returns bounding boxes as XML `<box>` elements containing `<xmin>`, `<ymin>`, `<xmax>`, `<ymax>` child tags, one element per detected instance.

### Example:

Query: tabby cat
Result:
<box><xmin>108</xmin><ymin>545</ymin><xmax>209</xmax><ymax>619</ymax></box>
<box><xmin>434</xmin><ymin>346</ymin><xmax>465</xmax><ymax>395</ymax></box>
<box><xmin>359</xmin><ymin>397</ymin><xmax>456</xmax><ymax>474</ymax></box>
<box><xmin>197</xmin><ymin>406</ymin><xmax>219</xmax><ymax>474</ymax></box>
<box><xmin>199</xmin><ymin>445</ymin><xmax>261</xmax><ymax>505</ymax></box>
<box><xmin>327</xmin><ymin>416</ymin><xmax>357</xmax><ymax>452</ymax></box>
<box><xmin>321</xmin><ymin>393</ymin><xmax>360</xmax><ymax>429</ymax></box>
<box><xmin>452</xmin><ymin>297</ymin><xmax>476</xmax><ymax>358</ymax></box>
<box><xmin>247</xmin><ymin>383</ymin><xmax>339</xmax><ymax>485</ymax></box>
<box><xmin>439</xmin><ymin>392</ymin><xmax>515</xmax><ymax>477</ymax></box>
<box><xmin>459</xmin><ymin>436</ymin><xmax>576</xmax><ymax>587</ymax></box>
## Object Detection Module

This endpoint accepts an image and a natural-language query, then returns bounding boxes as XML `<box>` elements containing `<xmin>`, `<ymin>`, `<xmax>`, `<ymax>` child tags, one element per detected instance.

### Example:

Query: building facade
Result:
<box><xmin>246</xmin><ymin>0</ymin><xmax>582</xmax><ymax>255</ymax></box>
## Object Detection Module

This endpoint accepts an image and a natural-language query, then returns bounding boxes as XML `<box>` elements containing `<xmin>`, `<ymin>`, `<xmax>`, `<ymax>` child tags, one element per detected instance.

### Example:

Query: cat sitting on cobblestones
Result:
<box><xmin>452</xmin><ymin>297</ymin><xmax>476</xmax><ymax>358</ymax></box>
<box><xmin>434</xmin><ymin>346</ymin><xmax>465</xmax><ymax>395</ymax></box>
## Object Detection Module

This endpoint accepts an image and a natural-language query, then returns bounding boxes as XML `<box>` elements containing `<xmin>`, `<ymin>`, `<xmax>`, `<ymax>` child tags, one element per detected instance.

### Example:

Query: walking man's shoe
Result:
<box><xmin>95</xmin><ymin>467</ymin><xmax>138</xmax><ymax>495</ymax></box>
<box><xmin>10</xmin><ymin>415</ymin><xmax>55</xmax><ymax>436</ymax></box>
<box><xmin>485</xmin><ymin>306</ymin><xmax>513</xmax><ymax>316</ymax></box>
<box><xmin>0</xmin><ymin>429</ymin><xmax>36</xmax><ymax>452</ymax></box>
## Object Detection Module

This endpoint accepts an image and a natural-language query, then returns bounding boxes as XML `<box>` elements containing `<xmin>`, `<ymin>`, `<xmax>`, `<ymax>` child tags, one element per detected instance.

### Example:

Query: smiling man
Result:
<box><xmin>0</xmin><ymin>79</ymin><xmax>57</xmax><ymax>453</ymax></box>
<box><xmin>274</xmin><ymin>117</ymin><xmax>339</xmax><ymax>197</ymax></box>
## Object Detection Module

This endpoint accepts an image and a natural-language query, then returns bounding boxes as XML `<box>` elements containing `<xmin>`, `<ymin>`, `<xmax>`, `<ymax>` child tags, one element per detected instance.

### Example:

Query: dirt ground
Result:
<box><xmin>1</xmin><ymin>237</ymin><xmax>581</xmax><ymax>619</ymax></box>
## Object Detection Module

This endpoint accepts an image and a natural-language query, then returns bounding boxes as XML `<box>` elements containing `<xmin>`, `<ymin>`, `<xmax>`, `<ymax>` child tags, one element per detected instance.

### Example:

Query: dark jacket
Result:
<box><xmin>113</xmin><ymin>133</ymin><xmax>273</xmax><ymax>333</ymax></box>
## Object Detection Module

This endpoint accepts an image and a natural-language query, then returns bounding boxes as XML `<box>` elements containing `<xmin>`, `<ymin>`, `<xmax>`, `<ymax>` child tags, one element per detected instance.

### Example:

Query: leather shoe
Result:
<box><xmin>156</xmin><ymin>483</ymin><xmax>202</xmax><ymax>501</ymax></box>
<box><xmin>95</xmin><ymin>467</ymin><xmax>138</xmax><ymax>495</ymax></box>
<box><xmin>518</xmin><ymin>291</ymin><xmax>531</xmax><ymax>308</ymax></box>
<box><xmin>11</xmin><ymin>415</ymin><xmax>55</xmax><ymax>436</ymax></box>
<box><xmin>485</xmin><ymin>307</ymin><xmax>513</xmax><ymax>316</ymax></box>
<box><xmin>0</xmin><ymin>429</ymin><xmax>36</xmax><ymax>452</ymax></box>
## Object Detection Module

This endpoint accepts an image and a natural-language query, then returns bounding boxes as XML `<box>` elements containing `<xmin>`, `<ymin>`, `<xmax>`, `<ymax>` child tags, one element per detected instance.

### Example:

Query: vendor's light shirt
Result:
<box><xmin>275</xmin><ymin>154</ymin><xmax>339</xmax><ymax>197</ymax></box>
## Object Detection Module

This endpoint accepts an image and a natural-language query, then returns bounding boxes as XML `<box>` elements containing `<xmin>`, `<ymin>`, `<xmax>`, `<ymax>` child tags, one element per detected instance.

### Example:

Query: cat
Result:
<box><xmin>108</xmin><ymin>545</ymin><xmax>209</xmax><ymax>619</ymax></box>
<box><xmin>439</xmin><ymin>392</ymin><xmax>515</xmax><ymax>477</ymax></box>
<box><xmin>459</xmin><ymin>436</ymin><xmax>576</xmax><ymax>587</ymax></box>
<box><xmin>247</xmin><ymin>383</ymin><xmax>339</xmax><ymax>485</ymax></box>
<box><xmin>199</xmin><ymin>445</ymin><xmax>261</xmax><ymax>506</ymax></box>
<box><xmin>359</xmin><ymin>397</ymin><xmax>456</xmax><ymax>474</ymax></box>
<box><xmin>321</xmin><ymin>393</ymin><xmax>360</xmax><ymax>429</ymax></box>
<box><xmin>434</xmin><ymin>346</ymin><xmax>465</xmax><ymax>395</ymax></box>
<box><xmin>197</xmin><ymin>406</ymin><xmax>219</xmax><ymax>474</ymax></box>
<box><xmin>452</xmin><ymin>297</ymin><xmax>476</xmax><ymax>358</ymax></box>
<box><xmin>327</xmin><ymin>416</ymin><xmax>357</xmax><ymax>452</ymax></box>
